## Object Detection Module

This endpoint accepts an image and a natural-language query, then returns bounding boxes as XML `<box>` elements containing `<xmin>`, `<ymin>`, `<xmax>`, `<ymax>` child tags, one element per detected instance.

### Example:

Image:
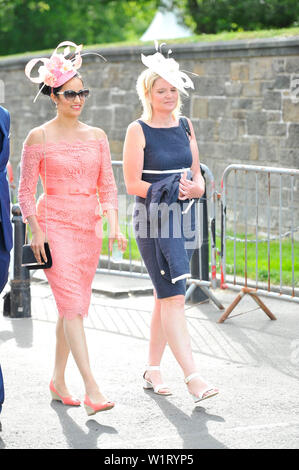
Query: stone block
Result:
<box><xmin>249</xmin><ymin>58</ymin><xmax>274</xmax><ymax>80</ymax></box>
<box><xmin>252</xmin><ymin>98</ymin><xmax>264</xmax><ymax>111</ymax></box>
<box><xmin>196</xmin><ymin>76</ymin><xmax>225</xmax><ymax>96</ymax></box>
<box><xmin>263</xmin><ymin>91</ymin><xmax>281</xmax><ymax>110</ymax></box>
<box><xmin>92</xmin><ymin>106</ymin><xmax>114</xmax><ymax>130</ymax></box>
<box><xmin>223</xmin><ymin>142</ymin><xmax>250</xmax><ymax>161</ymax></box>
<box><xmin>242</xmin><ymin>82</ymin><xmax>260</xmax><ymax>97</ymax></box>
<box><xmin>283</xmin><ymin>123</ymin><xmax>299</xmax><ymax>148</ymax></box>
<box><xmin>238</xmin><ymin>120</ymin><xmax>246</xmax><ymax>138</ymax></box>
<box><xmin>232</xmin><ymin>109</ymin><xmax>246</xmax><ymax>119</ymax></box>
<box><xmin>230</xmin><ymin>62</ymin><xmax>249</xmax><ymax>81</ymax></box>
<box><xmin>282</xmin><ymin>99</ymin><xmax>299</xmax><ymax>122</ymax></box>
<box><xmin>90</xmin><ymin>88</ymin><xmax>111</xmax><ymax>107</ymax></box>
<box><xmin>182</xmin><ymin>97</ymin><xmax>191</xmax><ymax>117</ymax></box>
<box><xmin>80</xmin><ymin>105</ymin><xmax>93</xmax><ymax>124</ymax></box>
<box><xmin>191</xmin><ymin>97</ymin><xmax>208</xmax><ymax>119</ymax></box>
<box><xmin>123</xmin><ymin>91</ymin><xmax>140</xmax><ymax>106</ymax></box>
<box><xmin>204</xmin><ymin>59</ymin><xmax>230</xmax><ymax>76</ymax></box>
<box><xmin>113</xmin><ymin>105</ymin><xmax>133</xmax><ymax>128</ymax></box>
<box><xmin>101</xmin><ymin>64</ymin><xmax>122</xmax><ymax>87</ymax></box>
<box><xmin>272</xmin><ymin>58</ymin><xmax>286</xmax><ymax>73</ymax></box>
<box><xmin>219</xmin><ymin>119</ymin><xmax>238</xmax><ymax>141</ymax></box>
<box><xmin>258</xmin><ymin>139</ymin><xmax>279</xmax><ymax>163</ymax></box>
<box><xmin>260</xmin><ymin>80</ymin><xmax>276</xmax><ymax>94</ymax></box>
<box><xmin>197</xmin><ymin>141</ymin><xmax>225</xmax><ymax>159</ymax></box>
<box><xmin>267</xmin><ymin>122</ymin><xmax>287</xmax><ymax>137</ymax></box>
<box><xmin>208</xmin><ymin>98</ymin><xmax>228</xmax><ymax>118</ymax></box>
<box><xmin>118</xmin><ymin>71</ymin><xmax>137</xmax><ymax>91</ymax></box>
<box><xmin>273</xmin><ymin>75</ymin><xmax>290</xmax><ymax>90</ymax></box>
<box><xmin>84</xmin><ymin>68</ymin><xmax>105</xmax><ymax>88</ymax></box>
<box><xmin>225</xmin><ymin>80</ymin><xmax>243</xmax><ymax>96</ymax></box>
<box><xmin>111</xmin><ymin>90</ymin><xmax>126</xmax><ymax>104</ymax></box>
<box><xmin>192</xmin><ymin>61</ymin><xmax>205</xmax><ymax>76</ymax></box>
<box><xmin>250</xmin><ymin>141</ymin><xmax>259</xmax><ymax>161</ymax></box>
<box><xmin>246</xmin><ymin>111</ymin><xmax>268</xmax><ymax>135</ymax></box>
<box><xmin>266</xmin><ymin>111</ymin><xmax>282</xmax><ymax>121</ymax></box>
<box><xmin>197</xmin><ymin>120</ymin><xmax>215</xmax><ymax>142</ymax></box>
<box><xmin>231</xmin><ymin>98</ymin><xmax>253</xmax><ymax>110</ymax></box>
<box><xmin>279</xmin><ymin>148</ymin><xmax>299</xmax><ymax>167</ymax></box>
<box><xmin>285</xmin><ymin>57</ymin><xmax>299</xmax><ymax>73</ymax></box>
<box><xmin>290</xmin><ymin>75</ymin><xmax>299</xmax><ymax>102</ymax></box>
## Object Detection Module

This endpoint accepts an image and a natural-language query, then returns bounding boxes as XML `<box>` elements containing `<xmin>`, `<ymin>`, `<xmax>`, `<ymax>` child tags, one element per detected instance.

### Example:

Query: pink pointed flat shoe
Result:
<box><xmin>49</xmin><ymin>380</ymin><xmax>81</xmax><ymax>406</ymax></box>
<box><xmin>84</xmin><ymin>394</ymin><xmax>115</xmax><ymax>416</ymax></box>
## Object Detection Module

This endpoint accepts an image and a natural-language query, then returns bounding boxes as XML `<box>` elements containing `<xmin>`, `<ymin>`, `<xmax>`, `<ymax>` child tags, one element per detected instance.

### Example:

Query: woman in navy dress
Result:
<box><xmin>123</xmin><ymin>46</ymin><xmax>219</xmax><ymax>404</ymax></box>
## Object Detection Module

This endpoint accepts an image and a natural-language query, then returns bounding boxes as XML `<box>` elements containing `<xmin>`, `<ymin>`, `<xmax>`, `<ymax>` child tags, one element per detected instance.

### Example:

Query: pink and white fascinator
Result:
<box><xmin>141</xmin><ymin>41</ymin><xmax>195</xmax><ymax>96</ymax></box>
<box><xmin>25</xmin><ymin>41</ymin><xmax>105</xmax><ymax>102</ymax></box>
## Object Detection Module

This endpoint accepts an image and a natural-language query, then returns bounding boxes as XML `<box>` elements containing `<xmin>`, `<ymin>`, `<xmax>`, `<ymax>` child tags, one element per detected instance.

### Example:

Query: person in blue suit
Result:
<box><xmin>0</xmin><ymin>105</ymin><xmax>12</xmax><ymax>294</ymax></box>
<box><xmin>0</xmin><ymin>105</ymin><xmax>12</xmax><ymax>430</ymax></box>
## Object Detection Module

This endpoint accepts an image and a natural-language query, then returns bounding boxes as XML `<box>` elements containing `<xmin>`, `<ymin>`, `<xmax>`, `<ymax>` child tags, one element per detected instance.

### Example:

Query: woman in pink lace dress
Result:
<box><xmin>18</xmin><ymin>42</ymin><xmax>126</xmax><ymax>416</ymax></box>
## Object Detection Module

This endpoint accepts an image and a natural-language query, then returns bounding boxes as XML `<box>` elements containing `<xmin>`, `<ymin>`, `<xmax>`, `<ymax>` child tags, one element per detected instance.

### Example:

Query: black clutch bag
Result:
<box><xmin>21</xmin><ymin>127</ymin><xmax>52</xmax><ymax>271</ymax></box>
<box><xmin>21</xmin><ymin>242</ymin><xmax>52</xmax><ymax>270</ymax></box>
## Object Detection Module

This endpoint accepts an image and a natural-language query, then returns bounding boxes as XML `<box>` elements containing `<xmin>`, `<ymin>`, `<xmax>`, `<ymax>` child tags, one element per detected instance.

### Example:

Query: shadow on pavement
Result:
<box><xmin>146</xmin><ymin>391</ymin><xmax>227</xmax><ymax>449</ymax></box>
<box><xmin>50</xmin><ymin>401</ymin><xmax>118</xmax><ymax>449</ymax></box>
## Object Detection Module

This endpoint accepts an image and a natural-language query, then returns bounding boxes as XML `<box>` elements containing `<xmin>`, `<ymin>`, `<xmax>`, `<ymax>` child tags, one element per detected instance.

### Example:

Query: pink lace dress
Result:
<box><xmin>18</xmin><ymin>137</ymin><xmax>118</xmax><ymax>320</ymax></box>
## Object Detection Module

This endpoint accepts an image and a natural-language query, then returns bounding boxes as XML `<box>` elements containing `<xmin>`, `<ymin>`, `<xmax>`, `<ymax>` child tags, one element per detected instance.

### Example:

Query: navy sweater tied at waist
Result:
<box><xmin>145</xmin><ymin>172</ymin><xmax>197</xmax><ymax>284</ymax></box>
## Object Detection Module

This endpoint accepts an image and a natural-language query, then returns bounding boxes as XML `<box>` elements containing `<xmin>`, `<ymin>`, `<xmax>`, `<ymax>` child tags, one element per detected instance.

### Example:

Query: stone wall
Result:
<box><xmin>1</xmin><ymin>37</ymin><xmax>299</xmax><ymax>234</ymax></box>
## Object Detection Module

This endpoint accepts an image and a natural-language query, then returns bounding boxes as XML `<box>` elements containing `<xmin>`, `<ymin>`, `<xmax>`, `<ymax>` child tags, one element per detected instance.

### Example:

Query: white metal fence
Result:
<box><xmin>219</xmin><ymin>164</ymin><xmax>299</xmax><ymax>322</ymax></box>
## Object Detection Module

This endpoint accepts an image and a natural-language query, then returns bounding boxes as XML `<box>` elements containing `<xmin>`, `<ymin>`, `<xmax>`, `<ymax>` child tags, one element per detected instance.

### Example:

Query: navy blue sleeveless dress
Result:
<box><xmin>133</xmin><ymin>119</ymin><xmax>195</xmax><ymax>299</ymax></box>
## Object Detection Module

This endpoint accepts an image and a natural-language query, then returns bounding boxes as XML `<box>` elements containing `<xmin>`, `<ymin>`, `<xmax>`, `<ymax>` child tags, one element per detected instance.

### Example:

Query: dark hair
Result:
<box><xmin>39</xmin><ymin>82</ymin><xmax>62</xmax><ymax>96</ymax></box>
<box><xmin>39</xmin><ymin>72</ymin><xmax>83</xmax><ymax>96</ymax></box>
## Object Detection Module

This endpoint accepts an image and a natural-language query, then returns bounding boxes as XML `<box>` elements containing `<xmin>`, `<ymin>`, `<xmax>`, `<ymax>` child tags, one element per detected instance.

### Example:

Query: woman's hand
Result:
<box><xmin>178</xmin><ymin>171</ymin><xmax>205</xmax><ymax>200</ymax></box>
<box><xmin>108</xmin><ymin>231</ymin><xmax>127</xmax><ymax>254</ymax></box>
<box><xmin>30</xmin><ymin>228</ymin><xmax>48</xmax><ymax>264</ymax></box>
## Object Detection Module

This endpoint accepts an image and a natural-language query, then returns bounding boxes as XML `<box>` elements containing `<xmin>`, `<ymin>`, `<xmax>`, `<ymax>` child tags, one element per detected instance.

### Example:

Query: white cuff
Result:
<box><xmin>171</xmin><ymin>273</ymin><xmax>191</xmax><ymax>284</ymax></box>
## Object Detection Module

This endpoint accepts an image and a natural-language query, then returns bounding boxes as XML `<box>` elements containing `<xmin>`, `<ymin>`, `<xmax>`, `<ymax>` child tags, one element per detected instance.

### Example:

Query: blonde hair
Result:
<box><xmin>136</xmin><ymin>69</ymin><xmax>182</xmax><ymax>121</ymax></box>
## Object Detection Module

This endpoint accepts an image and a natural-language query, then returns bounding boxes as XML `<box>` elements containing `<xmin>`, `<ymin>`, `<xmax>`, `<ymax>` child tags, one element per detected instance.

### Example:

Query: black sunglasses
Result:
<box><xmin>56</xmin><ymin>89</ymin><xmax>90</xmax><ymax>101</ymax></box>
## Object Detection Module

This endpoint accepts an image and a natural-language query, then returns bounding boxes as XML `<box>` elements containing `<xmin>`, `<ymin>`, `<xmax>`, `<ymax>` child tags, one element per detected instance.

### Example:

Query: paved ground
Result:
<box><xmin>0</xmin><ymin>272</ymin><xmax>299</xmax><ymax>450</ymax></box>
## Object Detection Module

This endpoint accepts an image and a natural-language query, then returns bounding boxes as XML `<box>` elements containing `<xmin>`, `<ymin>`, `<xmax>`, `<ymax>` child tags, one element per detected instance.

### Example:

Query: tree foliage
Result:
<box><xmin>0</xmin><ymin>0</ymin><xmax>160</xmax><ymax>55</ymax></box>
<box><xmin>165</xmin><ymin>0</ymin><xmax>299</xmax><ymax>34</ymax></box>
<box><xmin>1</xmin><ymin>0</ymin><xmax>299</xmax><ymax>56</ymax></box>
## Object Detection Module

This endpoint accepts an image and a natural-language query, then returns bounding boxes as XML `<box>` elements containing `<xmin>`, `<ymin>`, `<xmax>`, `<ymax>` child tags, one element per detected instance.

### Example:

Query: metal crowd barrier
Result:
<box><xmin>98</xmin><ymin>161</ymin><xmax>223</xmax><ymax>310</ymax></box>
<box><xmin>219</xmin><ymin>164</ymin><xmax>299</xmax><ymax>323</ymax></box>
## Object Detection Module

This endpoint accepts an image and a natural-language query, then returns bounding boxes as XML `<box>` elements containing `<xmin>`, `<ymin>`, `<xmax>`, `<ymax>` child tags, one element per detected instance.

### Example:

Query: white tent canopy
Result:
<box><xmin>140</xmin><ymin>9</ymin><xmax>192</xmax><ymax>41</ymax></box>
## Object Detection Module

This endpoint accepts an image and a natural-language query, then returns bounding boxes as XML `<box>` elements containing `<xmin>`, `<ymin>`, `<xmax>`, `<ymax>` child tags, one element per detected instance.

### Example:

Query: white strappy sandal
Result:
<box><xmin>143</xmin><ymin>365</ymin><xmax>172</xmax><ymax>396</ymax></box>
<box><xmin>185</xmin><ymin>372</ymin><xmax>219</xmax><ymax>404</ymax></box>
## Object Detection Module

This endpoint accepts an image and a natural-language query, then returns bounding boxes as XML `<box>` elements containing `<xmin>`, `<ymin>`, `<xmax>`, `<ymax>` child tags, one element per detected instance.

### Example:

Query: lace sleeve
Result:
<box><xmin>97</xmin><ymin>137</ymin><xmax>118</xmax><ymax>211</ymax></box>
<box><xmin>18</xmin><ymin>144</ymin><xmax>42</xmax><ymax>223</ymax></box>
